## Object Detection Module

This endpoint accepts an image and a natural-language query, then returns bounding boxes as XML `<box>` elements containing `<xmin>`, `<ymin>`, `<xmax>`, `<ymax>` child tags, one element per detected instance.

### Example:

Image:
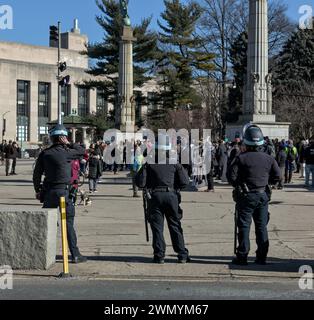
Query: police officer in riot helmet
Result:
<box><xmin>228</xmin><ymin>125</ymin><xmax>281</xmax><ymax>265</ymax></box>
<box><xmin>135</xmin><ymin>134</ymin><xmax>190</xmax><ymax>264</ymax></box>
<box><xmin>33</xmin><ymin>124</ymin><xmax>87</xmax><ymax>264</ymax></box>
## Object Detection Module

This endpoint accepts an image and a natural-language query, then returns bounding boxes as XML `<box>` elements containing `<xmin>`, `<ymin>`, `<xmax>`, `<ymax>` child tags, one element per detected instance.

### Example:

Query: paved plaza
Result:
<box><xmin>0</xmin><ymin>160</ymin><xmax>313</xmax><ymax>299</ymax></box>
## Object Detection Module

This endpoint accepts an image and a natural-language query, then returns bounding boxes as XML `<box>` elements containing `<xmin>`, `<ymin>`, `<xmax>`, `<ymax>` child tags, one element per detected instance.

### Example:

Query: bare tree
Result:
<box><xmin>194</xmin><ymin>75</ymin><xmax>225</xmax><ymax>137</ymax></box>
<box><xmin>197</xmin><ymin>0</ymin><xmax>294</xmax><ymax>134</ymax></box>
<box><xmin>274</xmin><ymin>83</ymin><xmax>314</xmax><ymax>139</ymax></box>
<box><xmin>199</xmin><ymin>0</ymin><xmax>293</xmax><ymax>79</ymax></box>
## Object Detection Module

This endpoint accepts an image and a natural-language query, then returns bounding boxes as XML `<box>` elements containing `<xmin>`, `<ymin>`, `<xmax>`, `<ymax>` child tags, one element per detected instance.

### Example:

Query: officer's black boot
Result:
<box><xmin>255</xmin><ymin>257</ymin><xmax>267</xmax><ymax>265</ymax></box>
<box><xmin>152</xmin><ymin>256</ymin><xmax>165</xmax><ymax>264</ymax></box>
<box><xmin>232</xmin><ymin>255</ymin><xmax>248</xmax><ymax>266</ymax></box>
<box><xmin>178</xmin><ymin>256</ymin><xmax>191</xmax><ymax>264</ymax></box>
<box><xmin>72</xmin><ymin>254</ymin><xmax>87</xmax><ymax>264</ymax></box>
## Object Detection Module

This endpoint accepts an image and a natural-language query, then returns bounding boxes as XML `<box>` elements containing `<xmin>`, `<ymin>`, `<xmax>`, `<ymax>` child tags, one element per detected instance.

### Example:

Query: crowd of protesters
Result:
<box><xmin>207</xmin><ymin>136</ymin><xmax>314</xmax><ymax>190</ymax></box>
<box><xmin>3</xmin><ymin>134</ymin><xmax>313</xmax><ymax>193</ymax></box>
<box><xmin>68</xmin><ymin>135</ymin><xmax>314</xmax><ymax>197</ymax></box>
<box><xmin>78</xmin><ymin>139</ymin><xmax>153</xmax><ymax>197</ymax></box>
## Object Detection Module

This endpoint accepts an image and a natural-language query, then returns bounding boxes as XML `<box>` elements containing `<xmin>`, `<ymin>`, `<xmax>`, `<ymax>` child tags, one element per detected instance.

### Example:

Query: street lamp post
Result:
<box><xmin>1</xmin><ymin>111</ymin><xmax>10</xmax><ymax>143</ymax></box>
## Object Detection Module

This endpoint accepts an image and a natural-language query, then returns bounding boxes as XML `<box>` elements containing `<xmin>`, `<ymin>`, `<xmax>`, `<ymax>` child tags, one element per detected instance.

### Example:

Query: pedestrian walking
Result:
<box><xmin>4</xmin><ymin>140</ymin><xmax>14</xmax><ymax>176</ymax></box>
<box><xmin>10</xmin><ymin>142</ymin><xmax>20</xmax><ymax>175</ymax></box>
<box><xmin>131</xmin><ymin>141</ymin><xmax>144</xmax><ymax>198</ymax></box>
<box><xmin>275</xmin><ymin>144</ymin><xmax>287</xmax><ymax>190</ymax></box>
<box><xmin>88</xmin><ymin>150</ymin><xmax>102</xmax><ymax>193</ymax></box>
<box><xmin>284</xmin><ymin>140</ymin><xmax>298</xmax><ymax>184</ymax></box>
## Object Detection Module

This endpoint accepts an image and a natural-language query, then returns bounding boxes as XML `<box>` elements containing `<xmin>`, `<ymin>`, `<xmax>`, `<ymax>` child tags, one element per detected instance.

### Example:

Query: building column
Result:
<box><xmin>71</xmin><ymin>128</ymin><xmax>77</xmax><ymax>143</ymax></box>
<box><xmin>0</xmin><ymin>63</ymin><xmax>16</xmax><ymax>141</ymax></box>
<box><xmin>70</xmin><ymin>85</ymin><xmax>78</xmax><ymax>115</ymax></box>
<box><xmin>50</xmin><ymin>83</ymin><xmax>58</xmax><ymax>122</ymax></box>
<box><xmin>89</xmin><ymin>88</ymin><xmax>97</xmax><ymax>114</ymax></box>
<box><xmin>82</xmin><ymin>127</ymin><xmax>88</xmax><ymax>146</ymax></box>
<box><xmin>29</xmin><ymin>80</ymin><xmax>39</xmax><ymax>143</ymax></box>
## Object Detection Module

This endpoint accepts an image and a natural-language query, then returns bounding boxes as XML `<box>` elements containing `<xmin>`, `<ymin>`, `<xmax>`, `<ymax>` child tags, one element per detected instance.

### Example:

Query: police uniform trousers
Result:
<box><xmin>43</xmin><ymin>187</ymin><xmax>80</xmax><ymax>258</ymax></box>
<box><xmin>236</xmin><ymin>191</ymin><xmax>269</xmax><ymax>260</ymax></box>
<box><xmin>148</xmin><ymin>192</ymin><xmax>188</xmax><ymax>260</ymax></box>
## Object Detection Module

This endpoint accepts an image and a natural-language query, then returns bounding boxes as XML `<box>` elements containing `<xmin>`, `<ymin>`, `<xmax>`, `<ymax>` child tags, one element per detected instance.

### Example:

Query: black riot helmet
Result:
<box><xmin>49</xmin><ymin>124</ymin><xmax>68</xmax><ymax>137</ymax></box>
<box><xmin>49</xmin><ymin>124</ymin><xmax>69</xmax><ymax>145</ymax></box>
<box><xmin>243</xmin><ymin>124</ymin><xmax>264</xmax><ymax>147</ymax></box>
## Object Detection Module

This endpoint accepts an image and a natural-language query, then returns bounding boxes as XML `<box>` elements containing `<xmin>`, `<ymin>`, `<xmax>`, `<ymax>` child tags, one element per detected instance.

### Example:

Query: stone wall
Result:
<box><xmin>0</xmin><ymin>208</ymin><xmax>58</xmax><ymax>270</ymax></box>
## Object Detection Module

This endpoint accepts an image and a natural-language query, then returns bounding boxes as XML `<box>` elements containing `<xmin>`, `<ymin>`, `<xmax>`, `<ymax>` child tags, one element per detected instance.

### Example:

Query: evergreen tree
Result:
<box><xmin>153</xmin><ymin>0</ymin><xmax>215</xmax><ymax>126</ymax></box>
<box><xmin>85</xmin><ymin>0</ymin><xmax>157</xmax><ymax>116</ymax></box>
<box><xmin>271</xmin><ymin>28</ymin><xmax>314</xmax><ymax>137</ymax></box>
<box><xmin>273</xmin><ymin>28</ymin><xmax>314</xmax><ymax>90</ymax></box>
<box><xmin>228</xmin><ymin>31</ymin><xmax>247</xmax><ymax>121</ymax></box>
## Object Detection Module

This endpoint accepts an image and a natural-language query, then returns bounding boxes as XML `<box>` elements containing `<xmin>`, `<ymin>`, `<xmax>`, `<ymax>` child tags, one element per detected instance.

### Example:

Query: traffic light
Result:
<box><xmin>59</xmin><ymin>62</ymin><xmax>67</xmax><ymax>73</ymax></box>
<box><xmin>59</xmin><ymin>75</ymin><xmax>70</xmax><ymax>87</ymax></box>
<box><xmin>49</xmin><ymin>25</ymin><xmax>59</xmax><ymax>42</ymax></box>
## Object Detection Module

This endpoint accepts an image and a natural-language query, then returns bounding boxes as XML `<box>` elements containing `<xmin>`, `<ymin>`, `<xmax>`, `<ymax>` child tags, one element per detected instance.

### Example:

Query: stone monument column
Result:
<box><xmin>118</xmin><ymin>26</ymin><xmax>136</xmax><ymax>130</ymax></box>
<box><xmin>244</xmin><ymin>0</ymin><xmax>273</xmax><ymax>118</ymax></box>
<box><xmin>117</xmin><ymin>0</ymin><xmax>137</xmax><ymax>131</ymax></box>
<box><xmin>226</xmin><ymin>0</ymin><xmax>290</xmax><ymax>141</ymax></box>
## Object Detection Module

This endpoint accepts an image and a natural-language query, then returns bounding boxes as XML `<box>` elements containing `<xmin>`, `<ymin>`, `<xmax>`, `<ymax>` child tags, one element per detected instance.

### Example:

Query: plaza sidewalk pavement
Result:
<box><xmin>0</xmin><ymin>160</ymin><xmax>313</xmax><ymax>288</ymax></box>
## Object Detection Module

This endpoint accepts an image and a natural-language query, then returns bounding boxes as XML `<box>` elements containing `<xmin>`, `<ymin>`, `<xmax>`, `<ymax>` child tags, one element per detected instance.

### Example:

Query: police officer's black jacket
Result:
<box><xmin>135</xmin><ymin>163</ymin><xmax>189</xmax><ymax>191</ymax></box>
<box><xmin>33</xmin><ymin>143</ymin><xmax>85</xmax><ymax>193</ymax></box>
<box><xmin>227</xmin><ymin>150</ymin><xmax>281</xmax><ymax>190</ymax></box>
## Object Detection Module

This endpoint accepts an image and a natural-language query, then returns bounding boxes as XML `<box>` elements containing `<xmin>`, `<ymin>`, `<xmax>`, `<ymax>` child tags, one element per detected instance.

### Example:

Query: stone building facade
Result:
<box><xmin>0</xmin><ymin>20</ymin><xmax>158</xmax><ymax>146</ymax></box>
<box><xmin>0</xmin><ymin>22</ymin><xmax>97</xmax><ymax>146</ymax></box>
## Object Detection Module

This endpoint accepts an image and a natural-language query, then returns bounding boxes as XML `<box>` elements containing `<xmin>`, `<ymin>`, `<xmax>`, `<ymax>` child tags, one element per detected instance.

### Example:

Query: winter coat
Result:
<box><xmin>88</xmin><ymin>156</ymin><xmax>102</xmax><ymax>179</ymax></box>
<box><xmin>276</xmin><ymin>150</ymin><xmax>287</xmax><ymax>168</ymax></box>
<box><xmin>71</xmin><ymin>160</ymin><xmax>80</xmax><ymax>186</ymax></box>
<box><xmin>217</xmin><ymin>143</ymin><xmax>227</xmax><ymax>166</ymax></box>
<box><xmin>4</xmin><ymin>144</ymin><xmax>18</xmax><ymax>159</ymax></box>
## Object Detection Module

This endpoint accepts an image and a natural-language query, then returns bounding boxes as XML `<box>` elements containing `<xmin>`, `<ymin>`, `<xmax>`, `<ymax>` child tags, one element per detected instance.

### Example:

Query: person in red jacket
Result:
<box><xmin>70</xmin><ymin>159</ymin><xmax>80</xmax><ymax>204</ymax></box>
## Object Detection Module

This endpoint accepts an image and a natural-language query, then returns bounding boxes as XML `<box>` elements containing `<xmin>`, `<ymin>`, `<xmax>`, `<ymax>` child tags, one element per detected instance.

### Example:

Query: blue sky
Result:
<box><xmin>0</xmin><ymin>0</ymin><xmax>311</xmax><ymax>46</ymax></box>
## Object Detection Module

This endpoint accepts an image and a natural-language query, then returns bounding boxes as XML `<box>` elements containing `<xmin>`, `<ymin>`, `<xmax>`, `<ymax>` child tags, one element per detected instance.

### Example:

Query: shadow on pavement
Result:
<box><xmin>0</xmin><ymin>203</ymin><xmax>41</xmax><ymax>206</ymax></box>
<box><xmin>13</xmin><ymin>273</ymin><xmax>59</xmax><ymax>279</ymax></box>
<box><xmin>90</xmin><ymin>194</ymin><xmax>134</xmax><ymax>199</ymax></box>
<box><xmin>191</xmin><ymin>256</ymin><xmax>313</xmax><ymax>273</ymax></box>
<box><xmin>67</xmin><ymin>254</ymin><xmax>314</xmax><ymax>272</ymax></box>
<box><xmin>0</xmin><ymin>179</ymin><xmax>32</xmax><ymax>184</ymax></box>
<box><xmin>9</xmin><ymin>197</ymin><xmax>36</xmax><ymax>201</ymax></box>
<box><xmin>284</xmin><ymin>190</ymin><xmax>314</xmax><ymax>193</ymax></box>
<box><xmin>284</xmin><ymin>183</ymin><xmax>307</xmax><ymax>190</ymax></box>
<box><xmin>57</xmin><ymin>255</ymin><xmax>157</xmax><ymax>264</ymax></box>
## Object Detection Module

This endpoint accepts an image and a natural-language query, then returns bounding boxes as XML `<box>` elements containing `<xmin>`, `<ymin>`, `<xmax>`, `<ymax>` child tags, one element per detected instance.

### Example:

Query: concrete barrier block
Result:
<box><xmin>0</xmin><ymin>208</ymin><xmax>58</xmax><ymax>270</ymax></box>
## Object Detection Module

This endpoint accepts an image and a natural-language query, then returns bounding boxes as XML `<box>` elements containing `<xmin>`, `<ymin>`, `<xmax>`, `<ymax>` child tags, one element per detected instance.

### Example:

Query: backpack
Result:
<box><xmin>287</xmin><ymin>147</ymin><xmax>296</xmax><ymax>162</ymax></box>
